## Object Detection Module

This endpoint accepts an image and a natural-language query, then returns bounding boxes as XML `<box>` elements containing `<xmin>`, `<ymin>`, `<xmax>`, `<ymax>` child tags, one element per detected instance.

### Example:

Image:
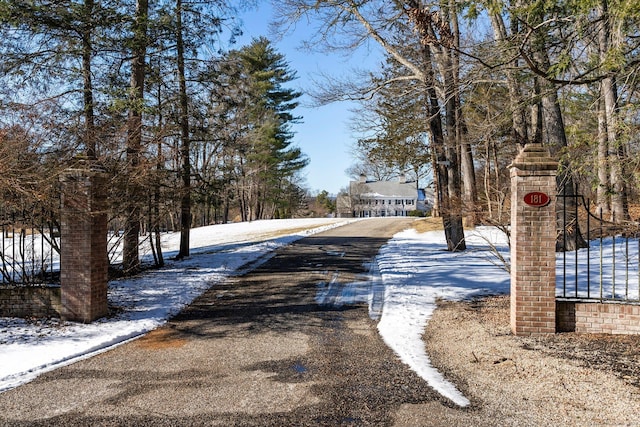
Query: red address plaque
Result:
<box><xmin>524</xmin><ymin>192</ymin><xmax>550</xmax><ymax>207</ymax></box>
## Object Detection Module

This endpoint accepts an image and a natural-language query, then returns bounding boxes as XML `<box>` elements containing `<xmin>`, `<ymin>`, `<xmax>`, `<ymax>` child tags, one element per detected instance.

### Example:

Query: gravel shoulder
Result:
<box><xmin>395</xmin><ymin>295</ymin><xmax>640</xmax><ymax>426</ymax></box>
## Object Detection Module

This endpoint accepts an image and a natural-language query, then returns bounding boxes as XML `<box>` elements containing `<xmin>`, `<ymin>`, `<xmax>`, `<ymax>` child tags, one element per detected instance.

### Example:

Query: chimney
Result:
<box><xmin>398</xmin><ymin>173</ymin><xmax>406</xmax><ymax>183</ymax></box>
<box><xmin>359</xmin><ymin>174</ymin><xmax>367</xmax><ymax>183</ymax></box>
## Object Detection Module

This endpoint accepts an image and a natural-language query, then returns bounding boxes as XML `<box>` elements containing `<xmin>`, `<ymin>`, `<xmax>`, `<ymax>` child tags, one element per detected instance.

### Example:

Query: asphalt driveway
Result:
<box><xmin>0</xmin><ymin>218</ymin><xmax>450</xmax><ymax>426</ymax></box>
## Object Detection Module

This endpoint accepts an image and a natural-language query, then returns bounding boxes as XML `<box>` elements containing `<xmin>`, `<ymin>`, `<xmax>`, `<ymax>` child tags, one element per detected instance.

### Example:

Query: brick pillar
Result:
<box><xmin>509</xmin><ymin>143</ymin><xmax>558</xmax><ymax>335</ymax></box>
<box><xmin>60</xmin><ymin>165</ymin><xmax>109</xmax><ymax>322</ymax></box>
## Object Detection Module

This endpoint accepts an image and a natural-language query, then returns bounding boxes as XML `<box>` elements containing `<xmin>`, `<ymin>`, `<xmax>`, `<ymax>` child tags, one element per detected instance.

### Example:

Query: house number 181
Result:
<box><xmin>523</xmin><ymin>192</ymin><xmax>551</xmax><ymax>207</ymax></box>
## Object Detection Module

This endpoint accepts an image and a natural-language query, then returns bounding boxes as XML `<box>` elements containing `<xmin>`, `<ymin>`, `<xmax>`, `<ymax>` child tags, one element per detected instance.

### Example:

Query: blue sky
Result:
<box><xmin>234</xmin><ymin>2</ymin><xmax>384</xmax><ymax>196</ymax></box>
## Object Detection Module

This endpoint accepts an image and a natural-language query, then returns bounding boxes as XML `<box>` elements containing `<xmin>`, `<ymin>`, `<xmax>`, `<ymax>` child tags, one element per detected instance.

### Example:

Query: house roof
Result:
<box><xmin>350</xmin><ymin>180</ymin><xmax>419</xmax><ymax>198</ymax></box>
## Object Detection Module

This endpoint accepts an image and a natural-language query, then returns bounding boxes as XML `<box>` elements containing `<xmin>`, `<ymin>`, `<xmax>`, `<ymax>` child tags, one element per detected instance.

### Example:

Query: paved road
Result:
<box><xmin>0</xmin><ymin>218</ymin><xmax>448</xmax><ymax>426</ymax></box>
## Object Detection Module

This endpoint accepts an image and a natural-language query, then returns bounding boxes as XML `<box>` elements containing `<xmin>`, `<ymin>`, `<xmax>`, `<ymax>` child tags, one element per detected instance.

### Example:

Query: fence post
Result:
<box><xmin>59</xmin><ymin>162</ymin><xmax>109</xmax><ymax>322</ymax></box>
<box><xmin>509</xmin><ymin>143</ymin><xmax>558</xmax><ymax>335</ymax></box>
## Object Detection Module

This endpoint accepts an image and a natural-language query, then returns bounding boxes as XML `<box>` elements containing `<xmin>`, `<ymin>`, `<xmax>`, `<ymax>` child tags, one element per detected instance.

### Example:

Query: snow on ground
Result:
<box><xmin>374</xmin><ymin>227</ymin><xmax>511</xmax><ymax>406</ymax></box>
<box><xmin>560</xmin><ymin>235</ymin><xmax>640</xmax><ymax>300</ymax></box>
<box><xmin>1</xmin><ymin>218</ymin><xmax>631</xmax><ymax>407</ymax></box>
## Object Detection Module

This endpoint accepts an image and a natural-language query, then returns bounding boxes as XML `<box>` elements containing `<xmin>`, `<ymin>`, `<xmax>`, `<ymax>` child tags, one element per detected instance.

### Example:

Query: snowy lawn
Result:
<box><xmin>5</xmin><ymin>218</ymin><xmax>624</xmax><ymax>407</ymax></box>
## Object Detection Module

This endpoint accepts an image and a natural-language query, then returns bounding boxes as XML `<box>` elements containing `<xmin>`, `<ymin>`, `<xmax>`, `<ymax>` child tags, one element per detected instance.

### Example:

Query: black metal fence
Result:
<box><xmin>557</xmin><ymin>193</ymin><xmax>640</xmax><ymax>302</ymax></box>
<box><xmin>0</xmin><ymin>209</ymin><xmax>60</xmax><ymax>286</ymax></box>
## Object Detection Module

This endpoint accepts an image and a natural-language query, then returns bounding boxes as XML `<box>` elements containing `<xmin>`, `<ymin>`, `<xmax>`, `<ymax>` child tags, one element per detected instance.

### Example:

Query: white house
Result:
<box><xmin>337</xmin><ymin>174</ymin><xmax>433</xmax><ymax>218</ymax></box>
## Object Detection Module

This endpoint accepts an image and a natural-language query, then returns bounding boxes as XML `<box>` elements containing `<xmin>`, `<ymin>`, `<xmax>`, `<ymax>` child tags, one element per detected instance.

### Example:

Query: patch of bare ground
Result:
<box><xmin>134</xmin><ymin>326</ymin><xmax>187</xmax><ymax>350</ymax></box>
<box><xmin>399</xmin><ymin>295</ymin><xmax>640</xmax><ymax>426</ymax></box>
<box><xmin>412</xmin><ymin>217</ymin><xmax>443</xmax><ymax>233</ymax></box>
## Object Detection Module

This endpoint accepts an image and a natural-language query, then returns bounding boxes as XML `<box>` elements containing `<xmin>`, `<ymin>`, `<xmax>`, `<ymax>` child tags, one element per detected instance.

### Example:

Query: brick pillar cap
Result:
<box><xmin>60</xmin><ymin>159</ymin><xmax>108</xmax><ymax>182</ymax></box>
<box><xmin>509</xmin><ymin>143</ymin><xmax>558</xmax><ymax>171</ymax></box>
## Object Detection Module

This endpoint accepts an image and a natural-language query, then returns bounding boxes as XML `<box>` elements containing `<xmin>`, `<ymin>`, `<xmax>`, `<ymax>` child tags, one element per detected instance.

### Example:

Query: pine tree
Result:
<box><xmin>209</xmin><ymin>37</ymin><xmax>308</xmax><ymax>220</ymax></box>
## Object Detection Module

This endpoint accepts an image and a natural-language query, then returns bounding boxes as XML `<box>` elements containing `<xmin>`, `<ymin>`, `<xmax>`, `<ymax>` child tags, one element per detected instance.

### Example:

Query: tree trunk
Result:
<box><xmin>81</xmin><ymin>0</ymin><xmax>95</xmax><ymax>159</ymax></box>
<box><xmin>602</xmin><ymin>75</ymin><xmax>628</xmax><ymax>222</ymax></box>
<box><xmin>536</xmin><ymin>78</ymin><xmax>587</xmax><ymax>251</ymax></box>
<box><xmin>223</xmin><ymin>192</ymin><xmax>230</xmax><ymax>223</ymax></box>
<box><xmin>153</xmin><ymin>76</ymin><xmax>164</xmax><ymax>267</ymax></box>
<box><xmin>422</xmin><ymin>44</ymin><xmax>465</xmax><ymax>251</ymax></box>
<box><xmin>176</xmin><ymin>0</ymin><xmax>191</xmax><ymax>258</ymax></box>
<box><xmin>483</xmin><ymin>139</ymin><xmax>492</xmax><ymax>219</ymax></box>
<box><xmin>598</xmin><ymin>0</ymin><xmax>629</xmax><ymax>222</ymax></box>
<box><xmin>403</xmin><ymin>0</ymin><xmax>466</xmax><ymax>251</ymax></box>
<box><xmin>123</xmin><ymin>0</ymin><xmax>148</xmax><ymax>274</ymax></box>
<box><xmin>492</xmin><ymin>141</ymin><xmax>504</xmax><ymax>222</ymax></box>
<box><xmin>528</xmin><ymin>10</ymin><xmax>588</xmax><ymax>252</ymax></box>
<box><xmin>596</xmin><ymin>95</ymin><xmax>611</xmax><ymax>217</ymax></box>
<box><xmin>488</xmin><ymin>11</ymin><xmax>528</xmax><ymax>146</ymax></box>
<box><xmin>460</xmin><ymin>137</ymin><xmax>476</xmax><ymax>225</ymax></box>
<box><xmin>448</xmin><ymin>0</ymin><xmax>477</xmax><ymax>226</ymax></box>
<box><xmin>430</xmin><ymin>149</ymin><xmax>440</xmax><ymax>217</ymax></box>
